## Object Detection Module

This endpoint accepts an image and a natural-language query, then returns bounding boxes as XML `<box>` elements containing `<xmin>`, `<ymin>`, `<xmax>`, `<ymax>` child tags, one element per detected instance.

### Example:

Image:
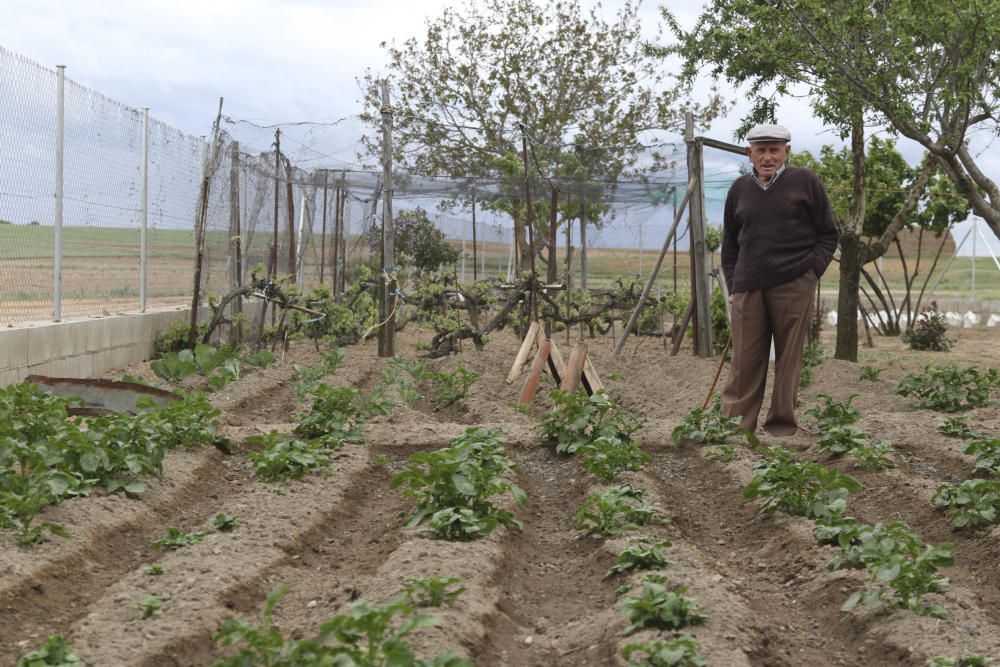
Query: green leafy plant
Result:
<box><xmin>832</xmin><ymin>521</ymin><xmax>953</xmax><ymax>618</ymax></box>
<box><xmin>933</xmin><ymin>479</ymin><xmax>1000</xmax><ymax>528</ymax></box>
<box><xmin>294</xmin><ymin>384</ymin><xmax>367</xmax><ymax>444</ymax></box>
<box><xmin>903</xmin><ymin>308</ymin><xmax>953</xmax><ymax>351</ymax></box>
<box><xmin>140</xmin><ymin>595</ymin><xmax>163</xmax><ymax>619</ymax></box>
<box><xmin>0</xmin><ymin>383</ymin><xmax>222</xmax><ymax>546</ymax></box>
<box><xmin>962</xmin><ymin>438</ymin><xmax>1000</xmax><ymax>475</ymax></box>
<box><xmin>154</xmin><ymin>526</ymin><xmax>204</xmax><ymax>550</ymax></box>
<box><xmin>895</xmin><ymin>365</ymin><xmax>1000</xmax><ymax>412</ymax></box>
<box><xmin>246</xmin><ymin>431</ymin><xmax>338</xmax><ymax>482</ymax></box>
<box><xmin>151</xmin><ymin>349</ymin><xmax>197</xmax><ymax>383</ymax></box>
<box><xmin>704</xmin><ymin>444</ymin><xmax>738</xmax><ymax>462</ymax></box>
<box><xmin>620</xmin><ymin>577</ymin><xmax>707</xmax><ymax>634</ymax></box>
<box><xmin>15</xmin><ymin>635</ymin><xmax>81</xmax><ymax>667</ymax></box>
<box><xmin>848</xmin><ymin>441</ymin><xmax>895</xmax><ymax>470</ymax></box>
<box><xmin>372</xmin><ymin>454</ymin><xmax>391</xmax><ymax>469</ymax></box>
<box><xmin>402</xmin><ymin>576</ymin><xmax>466</xmax><ymax>608</ymax></box>
<box><xmin>927</xmin><ymin>655</ymin><xmax>993</xmax><ymax>667</ymax></box>
<box><xmin>427</xmin><ymin>366</ymin><xmax>479</xmax><ymax>410</ymax></box>
<box><xmin>607</xmin><ymin>536</ymin><xmax>673</xmax><ymax>577</ymax></box>
<box><xmin>804</xmin><ymin>393</ymin><xmax>861</xmax><ymax>430</ymax></box>
<box><xmin>799</xmin><ymin>341</ymin><xmax>824</xmax><ymax>388</ymax></box>
<box><xmin>743</xmin><ymin>446</ymin><xmax>861</xmax><ymax>519</ymax></box>
<box><xmin>936</xmin><ymin>415</ymin><xmax>985</xmax><ymax>439</ymax></box>
<box><xmin>671</xmin><ymin>397</ymin><xmax>758</xmax><ymax>447</ymax></box>
<box><xmin>621</xmin><ymin>636</ymin><xmax>706</xmax><ymax>667</ymax></box>
<box><xmin>817</xmin><ymin>425</ymin><xmax>871</xmax><ymax>455</ymax></box>
<box><xmin>574</xmin><ymin>485</ymin><xmax>664</xmax><ymax>538</ymax></box>
<box><xmin>146</xmin><ymin>564</ymin><xmax>165</xmax><ymax>576</ymax></box>
<box><xmin>859</xmin><ymin>365</ymin><xmax>883</xmax><ymax>382</ymax></box>
<box><xmin>213</xmin><ymin>513</ymin><xmax>238</xmax><ymax>531</ymax></box>
<box><xmin>212</xmin><ymin>586</ymin><xmax>472</xmax><ymax>667</ymax></box>
<box><xmin>291</xmin><ymin>347</ymin><xmax>347</xmax><ymax>400</ymax></box>
<box><xmin>391</xmin><ymin>427</ymin><xmax>525</xmax><ymax>541</ymax></box>
<box><xmin>243</xmin><ymin>349</ymin><xmax>276</xmax><ymax>368</ymax></box>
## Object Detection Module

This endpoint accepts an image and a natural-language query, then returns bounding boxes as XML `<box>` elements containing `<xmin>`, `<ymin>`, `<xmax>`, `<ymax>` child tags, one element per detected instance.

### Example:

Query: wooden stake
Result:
<box><xmin>671</xmin><ymin>301</ymin><xmax>695</xmax><ymax>356</ymax></box>
<box><xmin>560</xmin><ymin>341</ymin><xmax>588</xmax><ymax>392</ymax></box>
<box><xmin>507</xmin><ymin>321</ymin><xmax>540</xmax><ymax>383</ymax></box>
<box><xmin>702</xmin><ymin>336</ymin><xmax>731</xmax><ymax>410</ymax></box>
<box><xmin>581</xmin><ymin>355</ymin><xmax>604</xmax><ymax>394</ymax></box>
<box><xmin>535</xmin><ymin>325</ymin><xmax>565</xmax><ymax>384</ymax></box>
<box><xmin>518</xmin><ymin>339</ymin><xmax>551</xmax><ymax>406</ymax></box>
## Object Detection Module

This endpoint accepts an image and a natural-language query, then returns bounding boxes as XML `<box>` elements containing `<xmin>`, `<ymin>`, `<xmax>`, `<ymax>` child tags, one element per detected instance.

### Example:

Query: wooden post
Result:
<box><xmin>378</xmin><ymin>81</ymin><xmax>396</xmax><ymax>357</ymax></box>
<box><xmin>269</xmin><ymin>128</ymin><xmax>281</xmax><ymax>327</ymax></box>
<box><xmin>319</xmin><ymin>171</ymin><xmax>329</xmax><ymax>284</ymax></box>
<box><xmin>285</xmin><ymin>157</ymin><xmax>296</xmax><ymax>284</ymax></box>
<box><xmin>671</xmin><ymin>301</ymin><xmax>695</xmax><ymax>356</ymax></box>
<box><xmin>471</xmin><ymin>191</ymin><xmax>478</xmax><ymax>283</ymax></box>
<box><xmin>579</xmin><ymin>195</ymin><xmax>587</xmax><ymax>290</ymax></box>
<box><xmin>560</xmin><ymin>340</ymin><xmax>588</xmax><ymax>392</ymax></box>
<box><xmin>686</xmin><ymin>112</ymin><xmax>713</xmax><ymax>357</ymax></box>
<box><xmin>518</xmin><ymin>339</ymin><xmax>551</xmax><ymax>406</ymax></box>
<box><xmin>331</xmin><ymin>185</ymin><xmax>340</xmax><ymax>294</ymax></box>
<box><xmin>520</xmin><ymin>126</ymin><xmax>539</xmax><ymax>322</ymax></box>
<box><xmin>188</xmin><ymin>97</ymin><xmax>223</xmax><ymax>348</ymax></box>
<box><xmin>339</xmin><ymin>188</ymin><xmax>347</xmax><ymax>294</ymax></box>
<box><xmin>228</xmin><ymin>140</ymin><xmax>243</xmax><ymax>342</ymax></box>
<box><xmin>612</xmin><ymin>178</ymin><xmax>696</xmax><ymax>357</ymax></box>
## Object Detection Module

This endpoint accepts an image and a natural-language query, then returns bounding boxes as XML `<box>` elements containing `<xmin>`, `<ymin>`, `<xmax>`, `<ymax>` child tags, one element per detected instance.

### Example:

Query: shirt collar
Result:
<box><xmin>750</xmin><ymin>162</ymin><xmax>787</xmax><ymax>190</ymax></box>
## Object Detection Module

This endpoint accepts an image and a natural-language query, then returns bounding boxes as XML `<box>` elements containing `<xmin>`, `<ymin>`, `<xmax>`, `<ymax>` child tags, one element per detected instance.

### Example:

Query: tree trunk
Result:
<box><xmin>835</xmin><ymin>231</ymin><xmax>862</xmax><ymax>362</ymax></box>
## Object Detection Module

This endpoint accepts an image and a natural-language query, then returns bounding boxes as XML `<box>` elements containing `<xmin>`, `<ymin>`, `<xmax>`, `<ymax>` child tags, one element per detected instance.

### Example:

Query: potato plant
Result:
<box><xmin>961</xmin><ymin>438</ymin><xmax>1000</xmax><ymax>475</ymax></box>
<box><xmin>671</xmin><ymin>397</ymin><xmax>758</xmax><ymax>447</ymax></box>
<box><xmin>391</xmin><ymin>428</ymin><xmax>526</xmax><ymax>541</ymax></box>
<box><xmin>0</xmin><ymin>383</ymin><xmax>222</xmax><ymax>544</ymax></box>
<box><xmin>804</xmin><ymin>393</ymin><xmax>861</xmax><ymax>430</ymax></box>
<box><xmin>894</xmin><ymin>365</ymin><xmax>1000</xmax><ymax>412</ymax></box>
<box><xmin>933</xmin><ymin>479</ymin><xmax>1000</xmax><ymax>528</ymax></box>
<box><xmin>540</xmin><ymin>389</ymin><xmax>648</xmax><ymax>482</ymax></box>
<box><xmin>212</xmin><ymin>585</ymin><xmax>473</xmax><ymax>667</ymax></box>
<box><xmin>621</xmin><ymin>636</ymin><xmax>706</xmax><ymax>667</ymax></box>
<box><xmin>574</xmin><ymin>485</ymin><xmax>664</xmax><ymax>538</ymax></box>
<box><xmin>245</xmin><ymin>432</ymin><xmax>338</xmax><ymax>482</ymax></box>
<box><xmin>936</xmin><ymin>415</ymin><xmax>985</xmax><ymax>440</ymax></box>
<box><xmin>620</xmin><ymin>576</ymin><xmax>707</xmax><ymax>634</ymax></box>
<box><xmin>828</xmin><ymin>521</ymin><xmax>953</xmax><ymax>618</ymax></box>
<box><xmin>606</xmin><ymin>536</ymin><xmax>673</xmax><ymax>577</ymax></box>
<box><xmin>743</xmin><ymin>446</ymin><xmax>861</xmax><ymax>519</ymax></box>
<box><xmin>15</xmin><ymin>636</ymin><xmax>81</xmax><ymax>667</ymax></box>
<box><xmin>927</xmin><ymin>655</ymin><xmax>993</xmax><ymax>667</ymax></box>
<box><xmin>153</xmin><ymin>526</ymin><xmax>204</xmax><ymax>550</ymax></box>
<box><xmin>402</xmin><ymin>576</ymin><xmax>466</xmax><ymax>608</ymax></box>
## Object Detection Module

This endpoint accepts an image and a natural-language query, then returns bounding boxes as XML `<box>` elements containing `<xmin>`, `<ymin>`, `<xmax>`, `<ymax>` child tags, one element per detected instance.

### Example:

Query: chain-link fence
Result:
<box><xmin>1</xmin><ymin>45</ymin><xmax>747</xmax><ymax>329</ymax></box>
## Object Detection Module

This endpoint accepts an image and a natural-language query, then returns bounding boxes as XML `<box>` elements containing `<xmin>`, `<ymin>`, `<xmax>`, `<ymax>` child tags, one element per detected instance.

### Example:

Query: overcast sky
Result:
<box><xmin>2</xmin><ymin>0</ymin><xmax>997</xmax><ymax>256</ymax></box>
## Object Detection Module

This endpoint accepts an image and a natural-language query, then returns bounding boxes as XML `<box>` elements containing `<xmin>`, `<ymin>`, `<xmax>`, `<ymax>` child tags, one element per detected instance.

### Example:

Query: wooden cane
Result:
<box><xmin>702</xmin><ymin>335</ymin><xmax>733</xmax><ymax>410</ymax></box>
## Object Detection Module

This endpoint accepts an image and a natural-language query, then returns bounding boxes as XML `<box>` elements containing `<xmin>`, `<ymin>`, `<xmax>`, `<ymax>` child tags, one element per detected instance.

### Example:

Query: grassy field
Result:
<box><xmin>2</xmin><ymin>223</ymin><xmax>998</xmax><ymax>325</ymax></box>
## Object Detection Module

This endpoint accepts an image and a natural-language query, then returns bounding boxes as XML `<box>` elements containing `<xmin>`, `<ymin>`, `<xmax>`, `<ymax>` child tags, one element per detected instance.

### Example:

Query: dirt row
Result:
<box><xmin>1</xmin><ymin>327</ymin><xmax>998</xmax><ymax>666</ymax></box>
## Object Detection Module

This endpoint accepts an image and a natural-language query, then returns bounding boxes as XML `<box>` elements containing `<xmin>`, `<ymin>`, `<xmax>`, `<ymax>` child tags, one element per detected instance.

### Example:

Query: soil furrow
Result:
<box><xmin>474</xmin><ymin>447</ymin><xmax>620</xmax><ymax>666</ymax></box>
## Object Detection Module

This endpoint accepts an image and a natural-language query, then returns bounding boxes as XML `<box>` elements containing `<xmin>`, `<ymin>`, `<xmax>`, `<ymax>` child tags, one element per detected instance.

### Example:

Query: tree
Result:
<box><xmin>794</xmin><ymin>139</ymin><xmax>968</xmax><ymax>335</ymax></box>
<box><xmin>658</xmin><ymin>0</ymin><xmax>989</xmax><ymax>360</ymax></box>
<box><xmin>359</xmin><ymin>0</ymin><xmax>724</xmax><ymax>270</ymax></box>
<box><xmin>662</xmin><ymin>0</ymin><xmax>1000</xmax><ymax>236</ymax></box>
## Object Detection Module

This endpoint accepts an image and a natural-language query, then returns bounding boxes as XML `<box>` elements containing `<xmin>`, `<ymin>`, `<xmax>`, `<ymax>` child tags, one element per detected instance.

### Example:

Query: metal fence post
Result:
<box><xmin>140</xmin><ymin>107</ymin><xmax>149</xmax><ymax>312</ymax></box>
<box><xmin>54</xmin><ymin>65</ymin><xmax>65</xmax><ymax>322</ymax></box>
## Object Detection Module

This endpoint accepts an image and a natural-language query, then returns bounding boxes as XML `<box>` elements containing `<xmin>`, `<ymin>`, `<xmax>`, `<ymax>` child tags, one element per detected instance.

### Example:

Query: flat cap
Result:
<box><xmin>746</xmin><ymin>124</ymin><xmax>791</xmax><ymax>143</ymax></box>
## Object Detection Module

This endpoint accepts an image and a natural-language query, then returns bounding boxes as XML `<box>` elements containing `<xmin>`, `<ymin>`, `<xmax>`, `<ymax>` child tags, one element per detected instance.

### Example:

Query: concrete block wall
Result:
<box><xmin>0</xmin><ymin>303</ymin><xmax>263</xmax><ymax>387</ymax></box>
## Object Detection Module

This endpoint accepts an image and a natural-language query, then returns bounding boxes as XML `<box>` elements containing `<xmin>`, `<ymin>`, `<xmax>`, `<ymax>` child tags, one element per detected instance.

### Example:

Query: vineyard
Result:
<box><xmin>3</xmin><ymin>325</ymin><xmax>1000</xmax><ymax>667</ymax></box>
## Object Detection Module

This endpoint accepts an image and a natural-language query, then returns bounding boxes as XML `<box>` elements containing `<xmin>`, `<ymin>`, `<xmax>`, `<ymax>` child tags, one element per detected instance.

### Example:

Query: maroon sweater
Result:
<box><xmin>721</xmin><ymin>167</ymin><xmax>839</xmax><ymax>293</ymax></box>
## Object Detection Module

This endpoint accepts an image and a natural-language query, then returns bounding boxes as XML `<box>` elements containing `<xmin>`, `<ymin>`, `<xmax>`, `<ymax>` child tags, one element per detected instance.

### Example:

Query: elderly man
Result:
<box><xmin>720</xmin><ymin>124</ymin><xmax>839</xmax><ymax>436</ymax></box>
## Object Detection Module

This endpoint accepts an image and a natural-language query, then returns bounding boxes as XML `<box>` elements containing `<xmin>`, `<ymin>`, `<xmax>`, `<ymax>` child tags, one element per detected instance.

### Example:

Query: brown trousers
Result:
<box><xmin>722</xmin><ymin>270</ymin><xmax>817</xmax><ymax>436</ymax></box>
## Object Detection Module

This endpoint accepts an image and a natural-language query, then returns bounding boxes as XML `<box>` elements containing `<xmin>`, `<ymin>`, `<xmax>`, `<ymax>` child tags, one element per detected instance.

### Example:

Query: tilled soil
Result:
<box><xmin>1</xmin><ymin>325</ymin><xmax>999</xmax><ymax>666</ymax></box>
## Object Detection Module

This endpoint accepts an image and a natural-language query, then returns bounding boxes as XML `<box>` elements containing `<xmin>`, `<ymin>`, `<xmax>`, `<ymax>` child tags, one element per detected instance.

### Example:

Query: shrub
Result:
<box><xmin>903</xmin><ymin>305</ymin><xmax>953</xmax><ymax>351</ymax></box>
